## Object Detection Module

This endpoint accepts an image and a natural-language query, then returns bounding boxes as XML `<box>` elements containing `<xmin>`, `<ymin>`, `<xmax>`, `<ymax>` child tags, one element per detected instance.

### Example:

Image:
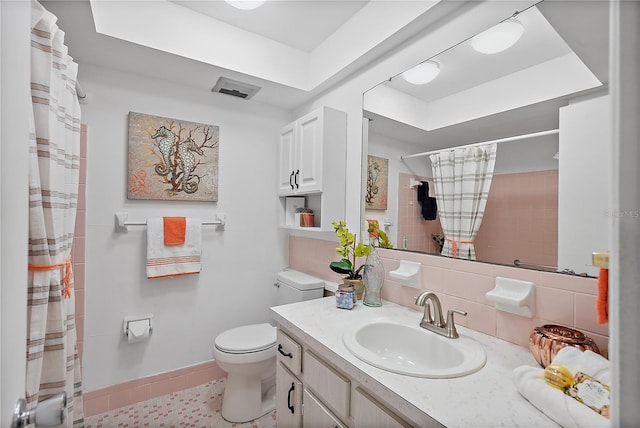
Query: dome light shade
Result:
<box><xmin>401</xmin><ymin>61</ymin><xmax>440</xmax><ymax>85</ymax></box>
<box><xmin>471</xmin><ymin>19</ymin><xmax>524</xmax><ymax>54</ymax></box>
<box><xmin>225</xmin><ymin>0</ymin><xmax>267</xmax><ymax>10</ymax></box>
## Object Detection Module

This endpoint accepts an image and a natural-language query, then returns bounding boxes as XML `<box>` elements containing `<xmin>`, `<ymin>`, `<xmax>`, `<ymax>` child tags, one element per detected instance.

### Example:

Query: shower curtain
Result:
<box><xmin>26</xmin><ymin>2</ymin><xmax>83</xmax><ymax>426</ymax></box>
<box><xmin>429</xmin><ymin>144</ymin><xmax>497</xmax><ymax>260</ymax></box>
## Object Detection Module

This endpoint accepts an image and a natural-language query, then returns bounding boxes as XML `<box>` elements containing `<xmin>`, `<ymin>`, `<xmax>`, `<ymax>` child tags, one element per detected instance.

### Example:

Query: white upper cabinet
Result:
<box><xmin>295</xmin><ymin>111</ymin><xmax>323</xmax><ymax>193</ymax></box>
<box><xmin>278</xmin><ymin>107</ymin><xmax>346</xmax><ymax>196</ymax></box>
<box><xmin>278</xmin><ymin>122</ymin><xmax>297</xmax><ymax>195</ymax></box>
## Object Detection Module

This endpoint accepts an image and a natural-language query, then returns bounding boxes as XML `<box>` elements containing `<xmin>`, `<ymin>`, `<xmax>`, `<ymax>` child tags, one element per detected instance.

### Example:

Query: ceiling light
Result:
<box><xmin>471</xmin><ymin>18</ymin><xmax>525</xmax><ymax>54</ymax></box>
<box><xmin>401</xmin><ymin>61</ymin><xmax>440</xmax><ymax>85</ymax></box>
<box><xmin>225</xmin><ymin>0</ymin><xmax>267</xmax><ymax>10</ymax></box>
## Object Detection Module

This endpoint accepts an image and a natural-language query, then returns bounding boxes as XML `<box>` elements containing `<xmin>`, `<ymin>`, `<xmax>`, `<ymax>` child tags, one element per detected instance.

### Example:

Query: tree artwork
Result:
<box><xmin>366</xmin><ymin>155</ymin><xmax>388</xmax><ymax>210</ymax></box>
<box><xmin>128</xmin><ymin>112</ymin><xmax>219</xmax><ymax>201</ymax></box>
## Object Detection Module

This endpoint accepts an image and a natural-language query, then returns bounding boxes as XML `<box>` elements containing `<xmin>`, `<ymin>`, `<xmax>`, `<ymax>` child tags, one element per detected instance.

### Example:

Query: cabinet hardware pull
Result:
<box><xmin>289</xmin><ymin>171</ymin><xmax>295</xmax><ymax>190</ymax></box>
<box><xmin>287</xmin><ymin>382</ymin><xmax>296</xmax><ymax>414</ymax></box>
<box><xmin>294</xmin><ymin>169</ymin><xmax>299</xmax><ymax>189</ymax></box>
<box><xmin>278</xmin><ymin>344</ymin><xmax>293</xmax><ymax>358</ymax></box>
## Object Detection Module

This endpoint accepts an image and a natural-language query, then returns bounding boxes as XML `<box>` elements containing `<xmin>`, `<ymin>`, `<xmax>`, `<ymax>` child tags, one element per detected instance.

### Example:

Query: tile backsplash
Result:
<box><xmin>289</xmin><ymin>236</ymin><xmax>608</xmax><ymax>352</ymax></box>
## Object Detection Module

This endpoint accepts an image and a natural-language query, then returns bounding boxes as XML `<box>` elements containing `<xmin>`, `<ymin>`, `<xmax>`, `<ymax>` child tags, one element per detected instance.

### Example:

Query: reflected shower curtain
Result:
<box><xmin>26</xmin><ymin>2</ymin><xmax>83</xmax><ymax>426</ymax></box>
<box><xmin>429</xmin><ymin>144</ymin><xmax>497</xmax><ymax>260</ymax></box>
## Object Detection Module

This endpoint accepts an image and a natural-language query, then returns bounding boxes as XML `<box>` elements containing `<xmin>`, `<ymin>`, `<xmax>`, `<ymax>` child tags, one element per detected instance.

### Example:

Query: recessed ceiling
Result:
<box><xmin>171</xmin><ymin>1</ymin><xmax>369</xmax><ymax>52</ymax></box>
<box><xmin>364</xmin><ymin>2</ymin><xmax>609</xmax><ymax>148</ymax></box>
<box><xmin>386</xmin><ymin>6</ymin><xmax>574</xmax><ymax>103</ymax></box>
<box><xmin>42</xmin><ymin>0</ymin><xmax>443</xmax><ymax>109</ymax></box>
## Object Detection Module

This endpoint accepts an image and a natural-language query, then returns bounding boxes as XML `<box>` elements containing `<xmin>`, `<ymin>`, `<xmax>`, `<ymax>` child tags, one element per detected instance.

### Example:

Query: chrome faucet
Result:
<box><xmin>414</xmin><ymin>292</ymin><xmax>467</xmax><ymax>339</ymax></box>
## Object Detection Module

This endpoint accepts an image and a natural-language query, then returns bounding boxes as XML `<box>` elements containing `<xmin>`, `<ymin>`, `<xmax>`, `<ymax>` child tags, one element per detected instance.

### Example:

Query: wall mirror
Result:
<box><xmin>362</xmin><ymin>1</ymin><xmax>609</xmax><ymax>277</ymax></box>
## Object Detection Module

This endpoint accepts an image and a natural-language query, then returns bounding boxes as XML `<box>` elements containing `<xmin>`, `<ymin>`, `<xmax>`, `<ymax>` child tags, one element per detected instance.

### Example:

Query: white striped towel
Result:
<box><xmin>146</xmin><ymin>217</ymin><xmax>202</xmax><ymax>279</ymax></box>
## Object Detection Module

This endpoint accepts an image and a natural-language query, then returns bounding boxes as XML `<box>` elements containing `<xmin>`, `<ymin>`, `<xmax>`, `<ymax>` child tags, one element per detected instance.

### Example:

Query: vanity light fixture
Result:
<box><xmin>224</xmin><ymin>0</ymin><xmax>267</xmax><ymax>10</ymax></box>
<box><xmin>401</xmin><ymin>60</ymin><xmax>440</xmax><ymax>85</ymax></box>
<box><xmin>471</xmin><ymin>18</ymin><xmax>525</xmax><ymax>54</ymax></box>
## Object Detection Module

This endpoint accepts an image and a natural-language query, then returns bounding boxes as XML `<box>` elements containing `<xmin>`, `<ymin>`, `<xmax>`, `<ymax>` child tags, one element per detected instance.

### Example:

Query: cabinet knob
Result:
<box><xmin>289</xmin><ymin>171</ymin><xmax>295</xmax><ymax>190</ymax></box>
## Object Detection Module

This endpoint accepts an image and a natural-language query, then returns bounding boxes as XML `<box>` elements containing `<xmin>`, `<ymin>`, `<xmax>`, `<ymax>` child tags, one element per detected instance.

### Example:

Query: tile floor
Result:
<box><xmin>85</xmin><ymin>379</ymin><xmax>277</xmax><ymax>428</ymax></box>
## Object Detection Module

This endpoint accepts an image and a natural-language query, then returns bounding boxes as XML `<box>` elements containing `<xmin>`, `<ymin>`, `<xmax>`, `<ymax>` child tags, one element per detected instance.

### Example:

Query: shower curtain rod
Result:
<box><xmin>400</xmin><ymin>129</ymin><xmax>559</xmax><ymax>160</ymax></box>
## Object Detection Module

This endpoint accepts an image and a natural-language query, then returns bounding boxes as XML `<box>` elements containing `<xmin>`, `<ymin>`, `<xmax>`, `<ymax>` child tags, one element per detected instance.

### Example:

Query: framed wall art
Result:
<box><xmin>127</xmin><ymin>112</ymin><xmax>219</xmax><ymax>202</ymax></box>
<box><xmin>366</xmin><ymin>155</ymin><xmax>388</xmax><ymax>210</ymax></box>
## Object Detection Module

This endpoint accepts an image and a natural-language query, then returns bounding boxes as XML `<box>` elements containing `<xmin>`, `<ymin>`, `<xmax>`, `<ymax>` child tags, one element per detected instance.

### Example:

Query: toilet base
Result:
<box><xmin>221</xmin><ymin>373</ymin><xmax>276</xmax><ymax>423</ymax></box>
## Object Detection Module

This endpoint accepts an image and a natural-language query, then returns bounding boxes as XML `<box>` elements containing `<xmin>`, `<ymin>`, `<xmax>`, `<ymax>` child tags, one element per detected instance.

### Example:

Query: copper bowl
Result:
<box><xmin>529</xmin><ymin>325</ymin><xmax>600</xmax><ymax>368</ymax></box>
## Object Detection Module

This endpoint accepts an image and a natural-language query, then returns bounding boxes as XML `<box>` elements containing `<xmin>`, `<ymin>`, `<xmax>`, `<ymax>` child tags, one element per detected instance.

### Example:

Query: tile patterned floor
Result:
<box><xmin>85</xmin><ymin>379</ymin><xmax>277</xmax><ymax>428</ymax></box>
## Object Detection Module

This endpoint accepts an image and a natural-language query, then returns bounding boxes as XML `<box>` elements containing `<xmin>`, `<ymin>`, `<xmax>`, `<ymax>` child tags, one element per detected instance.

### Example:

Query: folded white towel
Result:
<box><xmin>427</xmin><ymin>180</ymin><xmax>437</xmax><ymax>198</ymax></box>
<box><xmin>513</xmin><ymin>347</ymin><xmax>610</xmax><ymax>428</ymax></box>
<box><xmin>552</xmin><ymin>347</ymin><xmax>611</xmax><ymax>386</ymax></box>
<box><xmin>146</xmin><ymin>217</ymin><xmax>202</xmax><ymax>279</ymax></box>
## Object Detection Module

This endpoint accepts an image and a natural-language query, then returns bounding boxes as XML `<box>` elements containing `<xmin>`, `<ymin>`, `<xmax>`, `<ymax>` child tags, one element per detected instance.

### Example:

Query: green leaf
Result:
<box><xmin>331</xmin><ymin>258</ymin><xmax>353</xmax><ymax>270</ymax></box>
<box><xmin>329</xmin><ymin>258</ymin><xmax>354</xmax><ymax>275</ymax></box>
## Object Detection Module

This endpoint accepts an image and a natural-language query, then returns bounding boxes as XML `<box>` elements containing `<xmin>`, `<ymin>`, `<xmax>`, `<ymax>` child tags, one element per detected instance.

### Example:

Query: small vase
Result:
<box><xmin>299</xmin><ymin>213</ymin><xmax>315</xmax><ymax>227</ymax></box>
<box><xmin>363</xmin><ymin>247</ymin><xmax>384</xmax><ymax>307</ymax></box>
<box><xmin>342</xmin><ymin>278</ymin><xmax>364</xmax><ymax>301</ymax></box>
<box><xmin>335</xmin><ymin>283</ymin><xmax>355</xmax><ymax>309</ymax></box>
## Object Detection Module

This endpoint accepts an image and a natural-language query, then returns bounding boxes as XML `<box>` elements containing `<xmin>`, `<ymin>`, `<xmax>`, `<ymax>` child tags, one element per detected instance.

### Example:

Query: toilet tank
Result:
<box><xmin>275</xmin><ymin>270</ymin><xmax>325</xmax><ymax>306</ymax></box>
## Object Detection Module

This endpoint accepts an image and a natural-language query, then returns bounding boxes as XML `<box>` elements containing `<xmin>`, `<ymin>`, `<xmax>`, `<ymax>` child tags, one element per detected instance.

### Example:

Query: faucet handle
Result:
<box><xmin>445</xmin><ymin>309</ymin><xmax>467</xmax><ymax>338</ymax></box>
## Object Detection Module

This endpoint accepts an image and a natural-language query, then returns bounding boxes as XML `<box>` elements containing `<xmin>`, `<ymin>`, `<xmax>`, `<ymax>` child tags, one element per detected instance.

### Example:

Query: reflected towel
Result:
<box><xmin>417</xmin><ymin>181</ymin><xmax>437</xmax><ymax>221</ymax></box>
<box><xmin>163</xmin><ymin>217</ymin><xmax>186</xmax><ymax>246</ymax></box>
<box><xmin>513</xmin><ymin>347</ymin><xmax>610</xmax><ymax>428</ymax></box>
<box><xmin>427</xmin><ymin>180</ymin><xmax>436</xmax><ymax>197</ymax></box>
<box><xmin>596</xmin><ymin>268</ymin><xmax>608</xmax><ymax>324</ymax></box>
<box><xmin>147</xmin><ymin>217</ymin><xmax>202</xmax><ymax>279</ymax></box>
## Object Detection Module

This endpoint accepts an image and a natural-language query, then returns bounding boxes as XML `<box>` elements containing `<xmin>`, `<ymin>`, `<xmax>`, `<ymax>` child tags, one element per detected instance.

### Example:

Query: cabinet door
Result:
<box><xmin>295</xmin><ymin>109</ymin><xmax>323</xmax><ymax>194</ymax></box>
<box><xmin>304</xmin><ymin>350</ymin><xmax>350</xmax><ymax>421</ymax></box>
<box><xmin>278</xmin><ymin>122</ymin><xmax>297</xmax><ymax>195</ymax></box>
<box><xmin>276</xmin><ymin>362</ymin><xmax>303</xmax><ymax>428</ymax></box>
<box><xmin>353</xmin><ymin>387</ymin><xmax>412</xmax><ymax>428</ymax></box>
<box><xmin>303</xmin><ymin>389</ymin><xmax>347</xmax><ymax>428</ymax></box>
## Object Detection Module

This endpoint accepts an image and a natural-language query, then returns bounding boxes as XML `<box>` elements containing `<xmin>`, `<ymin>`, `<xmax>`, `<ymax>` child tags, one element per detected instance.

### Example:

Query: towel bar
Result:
<box><xmin>115</xmin><ymin>212</ymin><xmax>225</xmax><ymax>233</ymax></box>
<box><xmin>513</xmin><ymin>259</ymin><xmax>557</xmax><ymax>272</ymax></box>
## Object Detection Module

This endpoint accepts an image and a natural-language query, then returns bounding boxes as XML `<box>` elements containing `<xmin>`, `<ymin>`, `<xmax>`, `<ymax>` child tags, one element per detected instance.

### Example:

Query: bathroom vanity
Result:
<box><xmin>271</xmin><ymin>297</ymin><xmax>555</xmax><ymax>427</ymax></box>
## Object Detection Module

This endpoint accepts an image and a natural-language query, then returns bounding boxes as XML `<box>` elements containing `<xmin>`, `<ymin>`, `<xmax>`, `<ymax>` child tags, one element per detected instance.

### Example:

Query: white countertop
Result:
<box><xmin>271</xmin><ymin>297</ymin><xmax>557</xmax><ymax>427</ymax></box>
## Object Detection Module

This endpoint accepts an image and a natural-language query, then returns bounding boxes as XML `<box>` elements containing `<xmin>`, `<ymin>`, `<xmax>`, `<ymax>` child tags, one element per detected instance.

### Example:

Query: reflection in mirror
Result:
<box><xmin>362</xmin><ymin>1</ymin><xmax>609</xmax><ymax>277</ymax></box>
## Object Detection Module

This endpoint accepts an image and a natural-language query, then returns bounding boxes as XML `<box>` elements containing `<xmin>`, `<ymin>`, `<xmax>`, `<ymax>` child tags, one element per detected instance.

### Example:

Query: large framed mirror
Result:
<box><xmin>362</xmin><ymin>0</ymin><xmax>609</xmax><ymax>277</ymax></box>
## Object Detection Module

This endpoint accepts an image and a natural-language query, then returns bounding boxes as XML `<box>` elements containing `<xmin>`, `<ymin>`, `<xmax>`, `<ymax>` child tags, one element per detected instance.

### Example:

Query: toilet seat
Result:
<box><xmin>214</xmin><ymin>323</ymin><xmax>276</xmax><ymax>354</ymax></box>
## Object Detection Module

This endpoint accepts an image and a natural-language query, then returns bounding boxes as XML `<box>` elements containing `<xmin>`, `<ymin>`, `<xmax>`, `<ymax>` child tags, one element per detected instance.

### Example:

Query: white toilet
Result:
<box><xmin>213</xmin><ymin>270</ymin><xmax>325</xmax><ymax>423</ymax></box>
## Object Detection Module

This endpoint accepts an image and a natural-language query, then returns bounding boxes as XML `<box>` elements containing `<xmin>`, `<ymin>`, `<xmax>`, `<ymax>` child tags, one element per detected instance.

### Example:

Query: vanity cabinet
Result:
<box><xmin>275</xmin><ymin>326</ymin><xmax>415</xmax><ymax>428</ymax></box>
<box><xmin>303</xmin><ymin>389</ymin><xmax>347</xmax><ymax>428</ymax></box>
<box><xmin>352</xmin><ymin>387</ymin><xmax>412</xmax><ymax>428</ymax></box>
<box><xmin>277</xmin><ymin>106</ymin><xmax>347</xmax><ymax>231</ymax></box>
<box><xmin>276</xmin><ymin>362</ymin><xmax>303</xmax><ymax>427</ymax></box>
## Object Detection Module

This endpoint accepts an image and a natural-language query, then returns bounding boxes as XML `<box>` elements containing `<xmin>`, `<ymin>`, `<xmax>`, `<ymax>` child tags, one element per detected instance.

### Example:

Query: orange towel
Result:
<box><xmin>596</xmin><ymin>268</ymin><xmax>608</xmax><ymax>324</ymax></box>
<box><xmin>163</xmin><ymin>217</ymin><xmax>186</xmax><ymax>246</ymax></box>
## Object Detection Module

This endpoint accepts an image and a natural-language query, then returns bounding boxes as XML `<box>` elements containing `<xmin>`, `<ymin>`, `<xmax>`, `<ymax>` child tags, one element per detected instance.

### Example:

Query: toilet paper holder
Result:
<box><xmin>123</xmin><ymin>315</ymin><xmax>153</xmax><ymax>338</ymax></box>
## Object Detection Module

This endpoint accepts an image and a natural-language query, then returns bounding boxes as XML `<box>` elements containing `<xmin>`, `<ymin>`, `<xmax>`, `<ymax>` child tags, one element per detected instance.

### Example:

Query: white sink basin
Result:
<box><xmin>343</xmin><ymin>318</ymin><xmax>486</xmax><ymax>378</ymax></box>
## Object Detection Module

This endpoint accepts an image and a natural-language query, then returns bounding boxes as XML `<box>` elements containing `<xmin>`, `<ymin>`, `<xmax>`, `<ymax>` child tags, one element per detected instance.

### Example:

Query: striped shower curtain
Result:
<box><xmin>26</xmin><ymin>2</ymin><xmax>83</xmax><ymax>426</ymax></box>
<box><xmin>429</xmin><ymin>144</ymin><xmax>497</xmax><ymax>260</ymax></box>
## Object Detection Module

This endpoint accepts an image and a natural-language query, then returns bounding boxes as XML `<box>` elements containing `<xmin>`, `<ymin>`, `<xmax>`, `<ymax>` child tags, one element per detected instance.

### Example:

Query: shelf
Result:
<box><xmin>281</xmin><ymin>225</ymin><xmax>323</xmax><ymax>232</ymax></box>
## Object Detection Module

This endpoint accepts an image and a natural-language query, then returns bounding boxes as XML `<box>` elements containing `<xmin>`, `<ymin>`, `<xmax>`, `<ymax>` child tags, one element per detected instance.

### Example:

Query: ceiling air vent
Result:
<box><xmin>211</xmin><ymin>77</ymin><xmax>261</xmax><ymax>100</ymax></box>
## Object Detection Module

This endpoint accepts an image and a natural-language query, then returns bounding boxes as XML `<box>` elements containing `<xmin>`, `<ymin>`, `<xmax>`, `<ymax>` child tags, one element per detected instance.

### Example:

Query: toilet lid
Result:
<box><xmin>214</xmin><ymin>323</ymin><xmax>276</xmax><ymax>354</ymax></box>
